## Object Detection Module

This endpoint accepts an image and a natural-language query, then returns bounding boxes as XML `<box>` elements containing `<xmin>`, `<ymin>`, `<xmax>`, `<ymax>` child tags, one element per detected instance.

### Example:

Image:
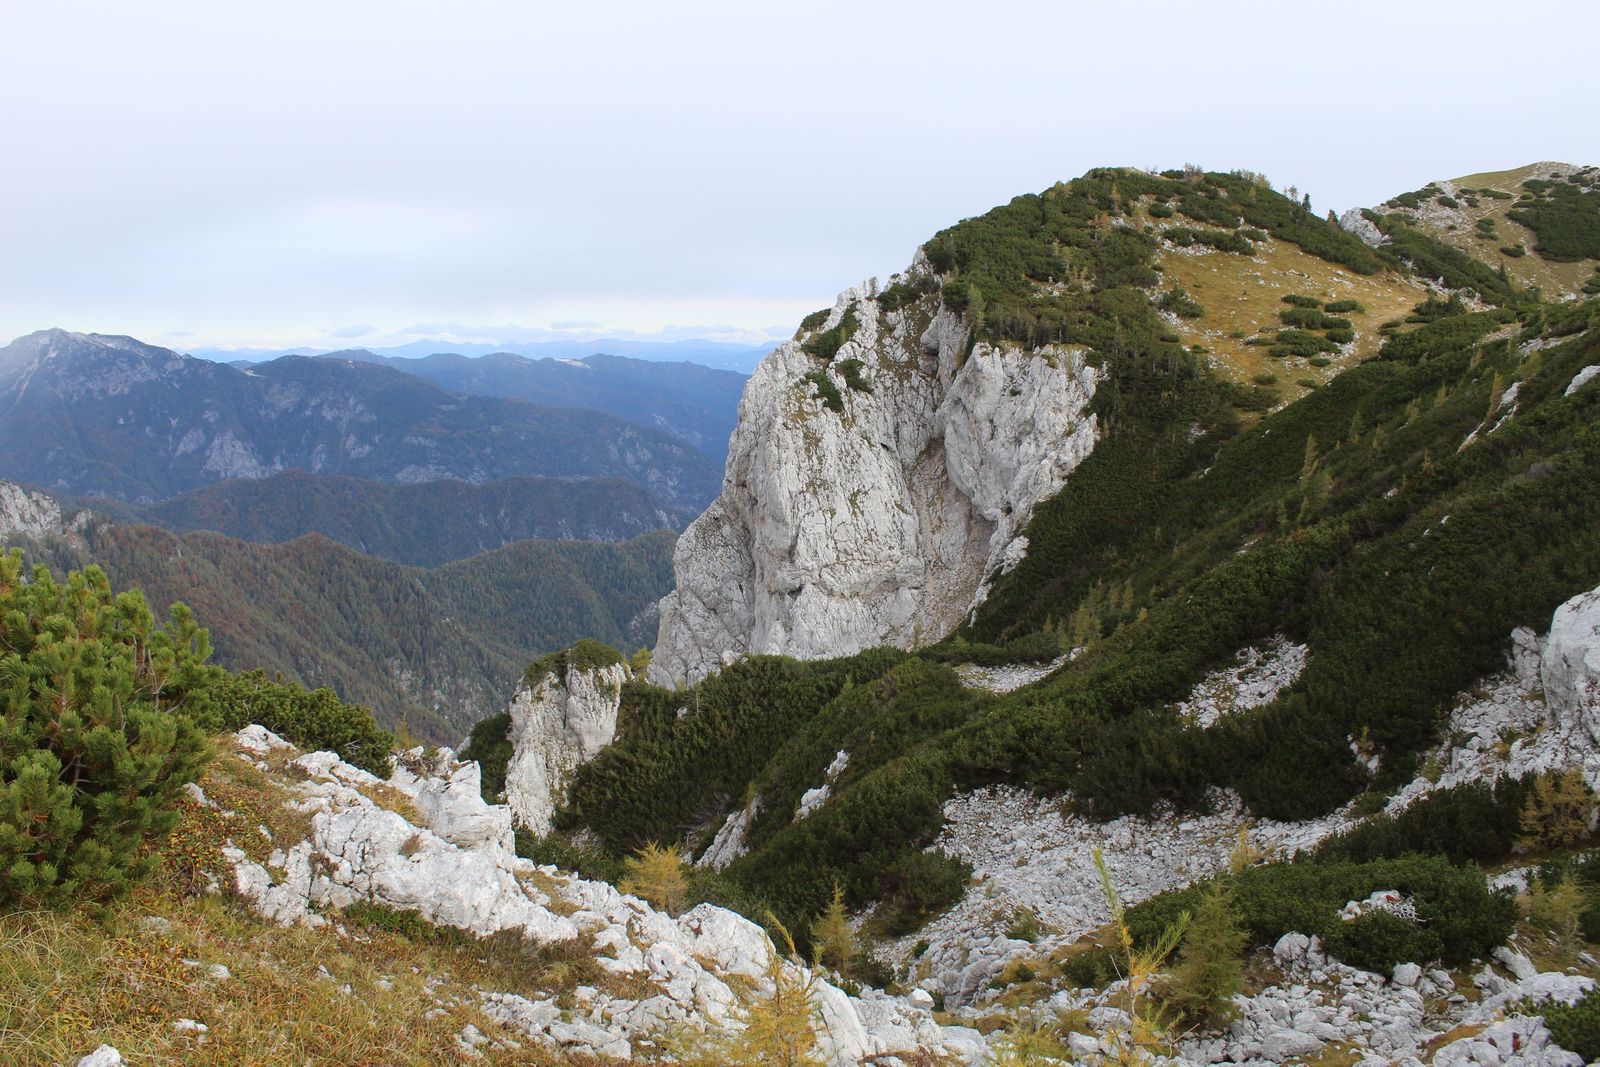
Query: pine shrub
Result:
<box><xmin>0</xmin><ymin>553</ymin><xmax>216</xmax><ymax>905</ymax></box>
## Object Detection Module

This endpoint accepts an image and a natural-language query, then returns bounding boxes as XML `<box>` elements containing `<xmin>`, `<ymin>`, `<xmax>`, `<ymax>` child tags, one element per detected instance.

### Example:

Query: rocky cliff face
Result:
<box><xmin>504</xmin><ymin>658</ymin><xmax>630</xmax><ymax>836</ymax></box>
<box><xmin>0</xmin><ymin>480</ymin><xmax>87</xmax><ymax>541</ymax></box>
<box><xmin>651</xmin><ymin>264</ymin><xmax>1099</xmax><ymax>685</ymax></box>
<box><xmin>1539</xmin><ymin>582</ymin><xmax>1600</xmax><ymax>741</ymax></box>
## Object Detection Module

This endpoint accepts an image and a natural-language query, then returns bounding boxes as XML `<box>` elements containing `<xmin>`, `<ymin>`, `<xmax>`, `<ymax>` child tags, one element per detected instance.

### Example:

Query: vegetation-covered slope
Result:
<box><xmin>22</xmin><ymin>521</ymin><xmax>675</xmax><ymax>743</ymax></box>
<box><xmin>95</xmin><ymin>470</ymin><xmax>689</xmax><ymax>567</ymax></box>
<box><xmin>1361</xmin><ymin>162</ymin><xmax>1600</xmax><ymax>300</ymax></box>
<box><xmin>499</xmin><ymin>165</ymin><xmax>1600</xmax><ymax>942</ymax></box>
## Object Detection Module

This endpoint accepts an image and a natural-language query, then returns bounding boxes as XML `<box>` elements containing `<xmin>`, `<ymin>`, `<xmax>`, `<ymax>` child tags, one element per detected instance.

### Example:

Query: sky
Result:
<box><xmin>2</xmin><ymin>0</ymin><xmax>1596</xmax><ymax>355</ymax></box>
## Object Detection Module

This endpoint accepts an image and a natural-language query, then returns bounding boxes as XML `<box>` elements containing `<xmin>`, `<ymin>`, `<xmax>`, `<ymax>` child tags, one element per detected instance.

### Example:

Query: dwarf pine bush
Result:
<box><xmin>0</xmin><ymin>552</ymin><xmax>217</xmax><ymax>905</ymax></box>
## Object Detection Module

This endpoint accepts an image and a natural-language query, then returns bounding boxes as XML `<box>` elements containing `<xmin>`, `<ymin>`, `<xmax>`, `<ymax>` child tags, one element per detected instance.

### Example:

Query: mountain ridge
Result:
<box><xmin>0</xmin><ymin>329</ymin><xmax>723</xmax><ymax>510</ymax></box>
<box><xmin>302</xmin><ymin>348</ymin><xmax>747</xmax><ymax>462</ymax></box>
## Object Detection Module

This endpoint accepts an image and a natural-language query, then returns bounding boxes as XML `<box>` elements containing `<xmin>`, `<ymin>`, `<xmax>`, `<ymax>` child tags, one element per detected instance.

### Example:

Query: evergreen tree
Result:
<box><xmin>0</xmin><ymin>552</ymin><xmax>217</xmax><ymax>905</ymax></box>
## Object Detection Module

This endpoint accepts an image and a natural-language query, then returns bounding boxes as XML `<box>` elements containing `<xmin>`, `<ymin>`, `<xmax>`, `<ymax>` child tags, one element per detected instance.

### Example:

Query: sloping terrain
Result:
<box><xmin>17</xmin><ymin>516</ymin><xmax>675</xmax><ymax>744</ymax></box>
<box><xmin>506</xmin><ymin>164</ymin><xmax>1600</xmax><ymax>961</ymax></box>
<box><xmin>1359</xmin><ymin>162</ymin><xmax>1600</xmax><ymax>300</ymax></box>
<box><xmin>93</xmin><ymin>470</ymin><xmax>689</xmax><ymax>567</ymax></box>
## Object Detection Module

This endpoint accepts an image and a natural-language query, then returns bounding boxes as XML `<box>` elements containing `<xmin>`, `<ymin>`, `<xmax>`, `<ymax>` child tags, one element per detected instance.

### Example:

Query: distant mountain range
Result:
<box><xmin>306</xmin><ymin>349</ymin><xmax>747</xmax><ymax>462</ymax></box>
<box><xmin>0</xmin><ymin>330</ymin><xmax>724</xmax><ymax>510</ymax></box>
<box><xmin>193</xmin><ymin>337</ymin><xmax>775</xmax><ymax>374</ymax></box>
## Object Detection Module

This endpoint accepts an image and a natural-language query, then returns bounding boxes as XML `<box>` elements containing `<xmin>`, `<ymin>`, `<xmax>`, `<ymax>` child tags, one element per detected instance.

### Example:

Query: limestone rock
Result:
<box><xmin>393</xmin><ymin>746</ymin><xmax>515</xmax><ymax>853</ymax></box>
<box><xmin>696</xmin><ymin>795</ymin><xmax>757</xmax><ymax>870</ymax></box>
<box><xmin>1564</xmin><ymin>364</ymin><xmax>1598</xmax><ymax>398</ymax></box>
<box><xmin>1543</xmin><ymin>582</ymin><xmax>1600</xmax><ymax>740</ymax></box>
<box><xmin>76</xmin><ymin>1047</ymin><xmax>126</xmax><ymax>1067</ymax></box>
<box><xmin>504</xmin><ymin>658</ymin><xmax>630</xmax><ymax>837</ymax></box>
<box><xmin>0</xmin><ymin>479</ymin><xmax>89</xmax><ymax>542</ymax></box>
<box><xmin>651</xmin><ymin>267</ymin><xmax>1099</xmax><ymax>685</ymax></box>
<box><xmin>1338</xmin><ymin>207</ymin><xmax>1387</xmax><ymax>248</ymax></box>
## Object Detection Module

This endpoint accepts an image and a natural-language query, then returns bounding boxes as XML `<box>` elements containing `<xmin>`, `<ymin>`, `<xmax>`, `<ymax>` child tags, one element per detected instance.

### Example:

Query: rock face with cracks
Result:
<box><xmin>503</xmin><ymin>657</ymin><xmax>629</xmax><ymax>837</ymax></box>
<box><xmin>651</xmin><ymin>263</ymin><xmax>1100</xmax><ymax>685</ymax></box>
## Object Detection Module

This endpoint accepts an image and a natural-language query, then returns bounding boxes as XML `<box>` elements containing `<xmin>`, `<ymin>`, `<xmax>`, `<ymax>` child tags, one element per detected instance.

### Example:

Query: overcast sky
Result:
<box><xmin>3</xmin><ymin>0</ymin><xmax>1595</xmax><ymax>353</ymax></box>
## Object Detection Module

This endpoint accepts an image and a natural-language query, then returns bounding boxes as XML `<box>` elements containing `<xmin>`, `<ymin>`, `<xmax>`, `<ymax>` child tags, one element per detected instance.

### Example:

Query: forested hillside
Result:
<box><xmin>495</xmin><ymin>165</ymin><xmax>1600</xmax><ymax>943</ymax></box>
<box><xmin>20</xmin><ymin>519</ymin><xmax>675</xmax><ymax>743</ymax></box>
<box><xmin>86</xmin><ymin>470</ymin><xmax>689</xmax><ymax>566</ymax></box>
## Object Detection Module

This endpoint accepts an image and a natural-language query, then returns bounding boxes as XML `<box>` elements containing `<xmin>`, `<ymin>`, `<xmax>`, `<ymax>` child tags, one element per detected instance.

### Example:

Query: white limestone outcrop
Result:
<box><xmin>1543</xmin><ymin>581</ymin><xmax>1600</xmax><ymax>741</ymax></box>
<box><xmin>503</xmin><ymin>656</ymin><xmax>629</xmax><ymax>837</ymax></box>
<box><xmin>0</xmin><ymin>479</ymin><xmax>89</xmax><ymax>542</ymax></box>
<box><xmin>217</xmin><ymin>726</ymin><xmax>979</xmax><ymax>1065</ymax></box>
<box><xmin>651</xmin><ymin>265</ymin><xmax>1100</xmax><ymax>685</ymax></box>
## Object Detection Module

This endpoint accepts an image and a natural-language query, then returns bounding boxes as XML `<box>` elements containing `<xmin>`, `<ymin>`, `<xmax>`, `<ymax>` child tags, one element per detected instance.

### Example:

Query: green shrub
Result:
<box><xmin>1326</xmin><ymin>328</ymin><xmax>1355</xmax><ymax>344</ymax></box>
<box><xmin>1543</xmin><ymin>989</ymin><xmax>1600</xmax><ymax>1060</ymax></box>
<box><xmin>1318</xmin><ymin>780</ymin><xmax>1529</xmax><ymax>870</ymax></box>
<box><xmin>803</xmin><ymin>370</ymin><xmax>845</xmax><ymax>413</ymax></box>
<box><xmin>211</xmin><ymin>671</ymin><xmax>395</xmax><ymax>776</ymax></box>
<box><xmin>1501</xmin><ymin>245</ymin><xmax>1527</xmax><ymax>258</ymax></box>
<box><xmin>873</xmin><ymin>850</ymin><xmax>972</xmax><ymax>936</ymax></box>
<box><xmin>1127</xmin><ymin>854</ymin><xmax>1514</xmax><ymax>971</ymax></box>
<box><xmin>876</xmin><ymin>275</ymin><xmax>938</xmax><ymax>313</ymax></box>
<box><xmin>836</xmin><ymin>357</ymin><xmax>872</xmax><ymax>393</ymax></box>
<box><xmin>0</xmin><ymin>554</ymin><xmax>217</xmax><ymax>905</ymax></box>
<box><xmin>1324</xmin><ymin>300</ymin><xmax>1364</xmax><ymax>314</ymax></box>
<box><xmin>1158</xmin><ymin>287</ymin><xmax>1205</xmax><ymax>319</ymax></box>
<box><xmin>1507</xmin><ymin>179</ymin><xmax>1600</xmax><ymax>261</ymax></box>
<box><xmin>1270</xmin><ymin>329</ymin><xmax>1340</xmax><ymax>357</ymax></box>
<box><xmin>802</xmin><ymin>308</ymin><xmax>860</xmax><ymax>362</ymax></box>
<box><xmin>798</xmin><ymin>308</ymin><xmax>830</xmax><ymax>331</ymax></box>
<box><xmin>461</xmin><ymin>712</ymin><xmax>512</xmax><ymax>800</ymax></box>
<box><xmin>1282</xmin><ymin>294</ymin><xmax>1323</xmax><ymax>309</ymax></box>
<box><xmin>1060</xmin><ymin>947</ymin><xmax>1118</xmax><ymax>989</ymax></box>
<box><xmin>1321</xmin><ymin>910</ymin><xmax>1441</xmax><ymax>972</ymax></box>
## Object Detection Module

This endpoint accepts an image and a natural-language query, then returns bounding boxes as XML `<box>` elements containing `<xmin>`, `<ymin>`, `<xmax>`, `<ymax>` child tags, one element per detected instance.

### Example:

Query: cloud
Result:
<box><xmin>327</xmin><ymin>323</ymin><xmax>377</xmax><ymax>338</ymax></box>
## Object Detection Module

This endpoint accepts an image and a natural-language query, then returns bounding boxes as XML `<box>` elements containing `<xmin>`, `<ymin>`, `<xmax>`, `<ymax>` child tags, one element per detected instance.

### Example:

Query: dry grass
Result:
<box><xmin>0</xmin><ymin>891</ymin><xmax>615</xmax><ymax>1066</ymax></box>
<box><xmin>1438</xmin><ymin>164</ymin><xmax>1598</xmax><ymax>299</ymax></box>
<box><xmin>0</xmin><ymin>734</ymin><xmax>660</xmax><ymax>1065</ymax></box>
<box><xmin>1155</xmin><ymin>237</ymin><xmax>1425</xmax><ymax>405</ymax></box>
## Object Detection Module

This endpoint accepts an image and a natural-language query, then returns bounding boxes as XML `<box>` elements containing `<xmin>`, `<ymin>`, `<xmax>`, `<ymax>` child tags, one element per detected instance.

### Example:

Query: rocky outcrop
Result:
<box><xmin>503</xmin><ymin>657</ymin><xmax>630</xmax><ymax>837</ymax></box>
<box><xmin>220</xmin><ymin>725</ymin><xmax>979</xmax><ymax>1065</ymax></box>
<box><xmin>0</xmin><ymin>479</ymin><xmax>88</xmax><ymax>542</ymax></box>
<box><xmin>1543</xmin><ymin>581</ymin><xmax>1600</xmax><ymax>740</ymax></box>
<box><xmin>1337</xmin><ymin>207</ymin><xmax>1387</xmax><ymax>248</ymax></box>
<box><xmin>651</xmin><ymin>265</ymin><xmax>1099</xmax><ymax>685</ymax></box>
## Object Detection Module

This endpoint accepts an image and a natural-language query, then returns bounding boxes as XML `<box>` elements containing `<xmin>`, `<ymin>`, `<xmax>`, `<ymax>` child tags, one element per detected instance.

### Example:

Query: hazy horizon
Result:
<box><xmin>4</xmin><ymin>0</ymin><xmax>1596</xmax><ymax>353</ymax></box>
